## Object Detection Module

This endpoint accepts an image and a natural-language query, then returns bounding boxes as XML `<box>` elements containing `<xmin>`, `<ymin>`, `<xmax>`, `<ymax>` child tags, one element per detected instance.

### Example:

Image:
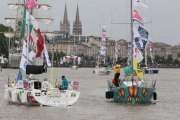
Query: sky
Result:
<box><xmin>0</xmin><ymin>0</ymin><xmax>180</xmax><ymax>46</ymax></box>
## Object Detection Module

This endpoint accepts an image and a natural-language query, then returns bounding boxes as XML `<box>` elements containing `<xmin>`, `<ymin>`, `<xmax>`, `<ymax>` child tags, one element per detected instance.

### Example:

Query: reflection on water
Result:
<box><xmin>0</xmin><ymin>68</ymin><xmax>180</xmax><ymax>120</ymax></box>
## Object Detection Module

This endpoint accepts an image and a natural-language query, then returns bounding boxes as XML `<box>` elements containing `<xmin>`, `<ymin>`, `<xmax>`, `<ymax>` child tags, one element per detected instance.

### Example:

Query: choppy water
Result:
<box><xmin>0</xmin><ymin>68</ymin><xmax>180</xmax><ymax>120</ymax></box>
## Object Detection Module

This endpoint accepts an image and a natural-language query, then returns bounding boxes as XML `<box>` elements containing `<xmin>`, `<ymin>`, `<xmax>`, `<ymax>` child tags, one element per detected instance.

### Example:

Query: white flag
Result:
<box><xmin>1</xmin><ymin>56</ymin><xmax>4</xmax><ymax>64</ymax></box>
<box><xmin>44</xmin><ymin>43</ymin><xmax>51</xmax><ymax>67</ymax></box>
<box><xmin>29</xmin><ymin>50</ymin><xmax>36</xmax><ymax>62</ymax></box>
<box><xmin>20</xmin><ymin>55</ymin><xmax>27</xmax><ymax>71</ymax></box>
<box><xmin>134</xmin><ymin>0</ymin><xmax>148</xmax><ymax>8</ymax></box>
<box><xmin>133</xmin><ymin>42</ymin><xmax>144</xmax><ymax>63</ymax></box>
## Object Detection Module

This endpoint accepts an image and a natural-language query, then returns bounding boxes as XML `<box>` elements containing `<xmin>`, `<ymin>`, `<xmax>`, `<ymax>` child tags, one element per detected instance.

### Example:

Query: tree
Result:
<box><xmin>0</xmin><ymin>24</ymin><xmax>13</xmax><ymax>58</ymax></box>
<box><xmin>166</xmin><ymin>54</ymin><xmax>173</xmax><ymax>64</ymax></box>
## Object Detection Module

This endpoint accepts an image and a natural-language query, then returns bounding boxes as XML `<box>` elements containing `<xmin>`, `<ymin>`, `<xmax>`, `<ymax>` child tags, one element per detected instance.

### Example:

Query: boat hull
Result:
<box><xmin>144</xmin><ymin>68</ymin><xmax>159</xmax><ymax>74</ymax></box>
<box><xmin>5</xmin><ymin>80</ymin><xmax>80</xmax><ymax>107</ymax></box>
<box><xmin>95</xmin><ymin>67</ymin><xmax>111</xmax><ymax>75</ymax></box>
<box><xmin>71</xmin><ymin>65</ymin><xmax>78</xmax><ymax>70</ymax></box>
<box><xmin>106</xmin><ymin>81</ymin><xmax>156</xmax><ymax>104</ymax></box>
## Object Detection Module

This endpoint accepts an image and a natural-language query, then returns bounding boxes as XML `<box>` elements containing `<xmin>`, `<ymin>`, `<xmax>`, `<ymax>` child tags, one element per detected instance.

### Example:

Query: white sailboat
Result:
<box><xmin>5</xmin><ymin>0</ymin><xmax>80</xmax><ymax>107</ymax></box>
<box><xmin>94</xmin><ymin>25</ymin><xmax>111</xmax><ymax>75</ymax></box>
<box><xmin>143</xmin><ymin>42</ymin><xmax>159</xmax><ymax>74</ymax></box>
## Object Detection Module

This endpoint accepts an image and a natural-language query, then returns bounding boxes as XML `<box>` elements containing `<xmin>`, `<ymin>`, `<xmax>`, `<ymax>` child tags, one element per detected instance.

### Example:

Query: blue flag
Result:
<box><xmin>16</xmin><ymin>70</ymin><xmax>22</xmax><ymax>83</ymax></box>
<box><xmin>138</xmin><ymin>26</ymin><xmax>149</xmax><ymax>39</ymax></box>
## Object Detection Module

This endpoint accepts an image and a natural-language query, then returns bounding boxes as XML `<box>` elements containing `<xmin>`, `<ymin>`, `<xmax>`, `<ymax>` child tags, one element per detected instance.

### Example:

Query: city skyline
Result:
<box><xmin>0</xmin><ymin>0</ymin><xmax>180</xmax><ymax>46</ymax></box>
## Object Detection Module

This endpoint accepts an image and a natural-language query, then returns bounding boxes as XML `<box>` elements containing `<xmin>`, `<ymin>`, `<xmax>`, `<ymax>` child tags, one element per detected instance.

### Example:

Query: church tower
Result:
<box><xmin>60</xmin><ymin>4</ymin><xmax>70</xmax><ymax>34</ymax></box>
<box><xmin>73</xmin><ymin>5</ymin><xmax>82</xmax><ymax>35</ymax></box>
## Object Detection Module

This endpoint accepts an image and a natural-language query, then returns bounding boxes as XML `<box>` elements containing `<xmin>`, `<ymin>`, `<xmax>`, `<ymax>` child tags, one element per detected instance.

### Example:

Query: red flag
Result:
<box><xmin>36</xmin><ymin>29</ymin><xmax>44</xmax><ymax>57</ymax></box>
<box><xmin>133</xmin><ymin>10</ymin><xmax>144</xmax><ymax>25</ymax></box>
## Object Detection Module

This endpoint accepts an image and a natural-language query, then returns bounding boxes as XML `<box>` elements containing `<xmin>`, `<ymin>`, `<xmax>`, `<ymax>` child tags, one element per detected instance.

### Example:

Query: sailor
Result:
<box><xmin>60</xmin><ymin>76</ymin><xmax>69</xmax><ymax>90</ymax></box>
<box><xmin>55</xmin><ymin>79</ymin><xmax>60</xmax><ymax>88</ymax></box>
<box><xmin>113</xmin><ymin>62</ymin><xmax>121</xmax><ymax>87</ymax></box>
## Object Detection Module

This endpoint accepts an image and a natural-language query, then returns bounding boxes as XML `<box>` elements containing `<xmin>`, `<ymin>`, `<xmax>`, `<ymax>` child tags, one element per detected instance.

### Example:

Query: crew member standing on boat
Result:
<box><xmin>113</xmin><ymin>63</ymin><xmax>121</xmax><ymax>87</ymax></box>
<box><xmin>60</xmin><ymin>76</ymin><xmax>69</xmax><ymax>90</ymax></box>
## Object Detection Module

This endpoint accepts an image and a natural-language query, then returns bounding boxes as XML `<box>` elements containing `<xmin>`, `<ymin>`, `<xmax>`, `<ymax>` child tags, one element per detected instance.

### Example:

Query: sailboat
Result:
<box><xmin>105</xmin><ymin>0</ymin><xmax>157</xmax><ymax>104</ymax></box>
<box><xmin>71</xmin><ymin>36</ymin><xmax>79</xmax><ymax>70</ymax></box>
<box><xmin>4</xmin><ymin>0</ymin><xmax>80</xmax><ymax>107</ymax></box>
<box><xmin>4</xmin><ymin>5</ymin><xmax>21</xmax><ymax>68</ymax></box>
<box><xmin>143</xmin><ymin>42</ymin><xmax>159</xmax><ymax>74</ymax></box>
<box><xmin>94</xmin><ymin>25</ymin><xmax>111</xmax><ymax>75</ymax></box>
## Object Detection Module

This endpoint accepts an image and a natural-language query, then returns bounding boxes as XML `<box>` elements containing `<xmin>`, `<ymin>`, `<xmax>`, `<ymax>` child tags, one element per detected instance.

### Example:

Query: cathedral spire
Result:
<box><xmin>60</xmin><ymin>4</ymin><xmax>70</xmax><ymax>33</ymax></box>
<box><xmin>63</xmin><ymin>4</ymin><xmax>68</xmax><ymax>24</ymax></box>
<box><xmin>73</xmin><ymin>4</ymin><xmax>82</xmax><ymax>35</ymax></box>
<box><xmin>75</xmin><ymin>4</ymin><xmax>80</xmax><ymax>24</ymax></box>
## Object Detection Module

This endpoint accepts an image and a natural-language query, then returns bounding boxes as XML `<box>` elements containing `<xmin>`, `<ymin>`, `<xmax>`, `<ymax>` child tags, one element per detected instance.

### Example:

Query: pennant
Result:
<box><xmin>20</xmin><ymin>6</ymin><xmax>26</xmax><ymax>40</ymax></box>
<box><xmin>134</xmin><ymin>0</ymin><xmax>148</xmax><ymax>8</ymax></box>
<box><xmin>29</xmin><ymin>50</ymin><xmax>36</xmax><ymax>62</ymax></box>
<box><xmin>0</xmin><ymin>56</ymin><xmax>4</xmax><ymax>64</ymax></box>
<box><xmin>138</xmin><ymin>26</ymin><xmax>149</xmax><ymax>39</ymax></box>
<box><xmin>101</xmin><ymin>25</ymin><xmax>107</xmax><ymax>39</ymax></box>
<box><xmin>133</xmin><ymin>10</ymin><xmax>144</xmax><ymax>25</ymax></box>
<box><xmin>20</xmin><ymin>55</ymin><xmax>28</xmax><ymax>71</ymax></box>
<box><xmin>133</xmin><ymin>42</ymin><xmax>144</xmax><ymax>63</ymax></box>
<box><xmin>26</xmin><ymin>11</ymin><xmax>39</xmax><ymax>30</ymax></box>
<box><xmin>36</xmin><ymin>29</ymin><xmax>44</xmax><ymax>57</ymax></box>
<box><xmin>16</xmin><ymin>70</ymin><xmax>22</xmax><ymax>83</ymax></box>
<box><xmin>26</xmin><ymin>0</ymin><xmax>36</xmax><ymax>11</ymax></box>
<box><xmin>133</xmin><ymin>57</ymin><xmax>138</xmax><ymax>70</ymax></box>
<box><xmin>44</xmin><ymin>43</ymin><xmax>51</xmax><ymax>67</ymax></box>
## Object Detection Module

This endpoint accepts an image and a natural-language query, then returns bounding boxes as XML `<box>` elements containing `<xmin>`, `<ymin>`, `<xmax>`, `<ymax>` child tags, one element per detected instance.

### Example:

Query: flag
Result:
<box><xmin>0</xmin><ymin>56</ymin><xmax>4</xmax><ymax>64</ymax></box>
<box><xmin>148</xmin><ymin>41</ymin><xmax>153</xmax><ymax>48</ymax></box>
<box><xmin>101</xmin><ymin>25</ymin><xmax>107</xmax><ymax>39</ymax></box>
<box><xmin>138</xmin><ymin>26</ymin><xmax>149</xmax><ymax>39</ymax></box>
<box><xmin>133</xmin><ymin>10</ymin><xmax>144</xmax><ymax>25</ymax></box>
<box><xmin>29</xmin><ymin>50</ymin><xmax>36</xmax><ymax>62</ymax></box>
<box><xmin>16</xmin><ymin>70</ymin><xmax>22</xmax><ymax>83</ymax></box>
<box><xmin>20</xmin><ymin>55</ymin><xmax>28</xmax><ymax>71</ymax></box>
<box><xmin>44</xmin><ymin>43</ymin><xmax>51</xmax><ymax>67</ymax></box>
<box><xmin>133</xmin><ymin>42</ymin><xmax>144</xmax><ymax>63</ymax></box>
<box><xmin>36</xmin><ymin>29</ymin><xmax>44</xmax><ymax>57</ymax></box>
<box><xmin>26</xmin><ymin>0</ymin><xmax>36</xmax><ymax>11</ymax></box>
<box><xmin>134</xmin><ymin>0</ymin><xmax>148</xmax><ymax>8</ymax></box>
<box><xmin>134</xmin><ymin>37</ymin><xmax>143</xmax><ymax>50</ymax></box>
<box><xmin>133</xmin><ymin>57</ymin><xmax>138</xmax><ymax>70</ymax></box>
<box><xmin>20</xmin><ymin>6</ymin><xmax>26</xmax><ymax>40</ymax></box>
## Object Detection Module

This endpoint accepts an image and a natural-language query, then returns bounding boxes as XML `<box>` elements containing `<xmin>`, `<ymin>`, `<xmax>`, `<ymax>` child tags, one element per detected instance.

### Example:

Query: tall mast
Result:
<box><xmin>130</xmin><ymin>0</ymin><xmax>133</xmax><ymax>68</ymax></box>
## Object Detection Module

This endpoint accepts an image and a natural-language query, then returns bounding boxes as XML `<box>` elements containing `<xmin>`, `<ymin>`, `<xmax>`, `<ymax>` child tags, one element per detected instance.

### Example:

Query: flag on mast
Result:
<box><xmin>133</xmin><ymin>0</ymin><xmax>148</xmax><ymax>8</ymax></box>
<box><xmin>133</xmin><ymin>10</ymin><xmax>144</xmax><ymax>25</ymax></box>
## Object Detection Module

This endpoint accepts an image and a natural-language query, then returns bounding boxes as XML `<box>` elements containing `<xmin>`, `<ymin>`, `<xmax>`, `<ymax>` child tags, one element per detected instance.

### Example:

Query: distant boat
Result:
<box><xmin>143</xmin><ymin>44</ymin><xmax>159</xmax><ymax>74</ymax></box>
<box><xmin>94</xmin><ymin>25</ymin><xmax>111</xmax><ymax>75</ymax></box>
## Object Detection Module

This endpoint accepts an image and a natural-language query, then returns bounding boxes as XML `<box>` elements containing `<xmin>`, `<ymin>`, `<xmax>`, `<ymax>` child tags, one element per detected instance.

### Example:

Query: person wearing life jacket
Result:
<box><xmin>113</xmin><ymin>62</ymin><xmax>121</xmax><ymax>87</ymax></box>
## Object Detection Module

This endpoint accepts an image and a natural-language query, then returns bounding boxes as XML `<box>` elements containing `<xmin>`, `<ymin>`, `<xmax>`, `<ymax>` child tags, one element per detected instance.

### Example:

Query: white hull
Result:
<box><xmin>71</xmin><ymin>65</ymin><xmax>78</xmax><ymax>70</ymax></box>
<box><xmin>94</xmin><ymin>67</ymin><xmax>111</xmax><ymax>75</ymax></box>
<box><xmin>5</xmin><ymin>80</ymin><xmax>80</xmax><ymax>107</ymax></box>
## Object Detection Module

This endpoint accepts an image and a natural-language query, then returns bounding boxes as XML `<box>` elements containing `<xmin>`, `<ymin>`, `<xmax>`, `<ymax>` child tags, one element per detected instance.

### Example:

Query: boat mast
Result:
<box><xmin>130</xmin><ymin>0</ymin><xmax>133</xmax><ymax>68</ymax></box>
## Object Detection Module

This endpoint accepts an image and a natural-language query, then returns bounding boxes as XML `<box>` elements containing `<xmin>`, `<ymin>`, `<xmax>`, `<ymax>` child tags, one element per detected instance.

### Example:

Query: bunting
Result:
<box><xmin>134</xmin><ymin>0</ymin><xmax>148</xmax><ymax>8</ymax></box>
<box><xmin>138</xmin><ymin>26</ymin><xmax>149</xmax><ymax>39</ymax></box>
<box><xmin>133</xmin><ymin>10</ymin><xmax>144</xmax><ymax>25</ymax></box>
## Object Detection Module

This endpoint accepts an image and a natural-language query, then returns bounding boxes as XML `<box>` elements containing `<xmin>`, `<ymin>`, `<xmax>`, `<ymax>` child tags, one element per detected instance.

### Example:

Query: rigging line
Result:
<box><xmin>111</xmin><ymin>22</ymin><xmax>152</xmax><ymax>24</ymax></box>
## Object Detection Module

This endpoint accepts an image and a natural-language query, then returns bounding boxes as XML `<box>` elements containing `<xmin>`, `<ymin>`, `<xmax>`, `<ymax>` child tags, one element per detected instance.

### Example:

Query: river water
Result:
<box><xmin>0</xmin><ymin>68</ymin><xmax>180</xmax><ymax>120</ymax></box>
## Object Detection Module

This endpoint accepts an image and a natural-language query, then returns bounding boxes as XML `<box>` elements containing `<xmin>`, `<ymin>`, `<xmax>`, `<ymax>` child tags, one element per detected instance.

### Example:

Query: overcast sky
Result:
<box><xmin>0</xmin><ymin>0</ymin><xmax>180</xmax><ymax>46</ymax></box>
